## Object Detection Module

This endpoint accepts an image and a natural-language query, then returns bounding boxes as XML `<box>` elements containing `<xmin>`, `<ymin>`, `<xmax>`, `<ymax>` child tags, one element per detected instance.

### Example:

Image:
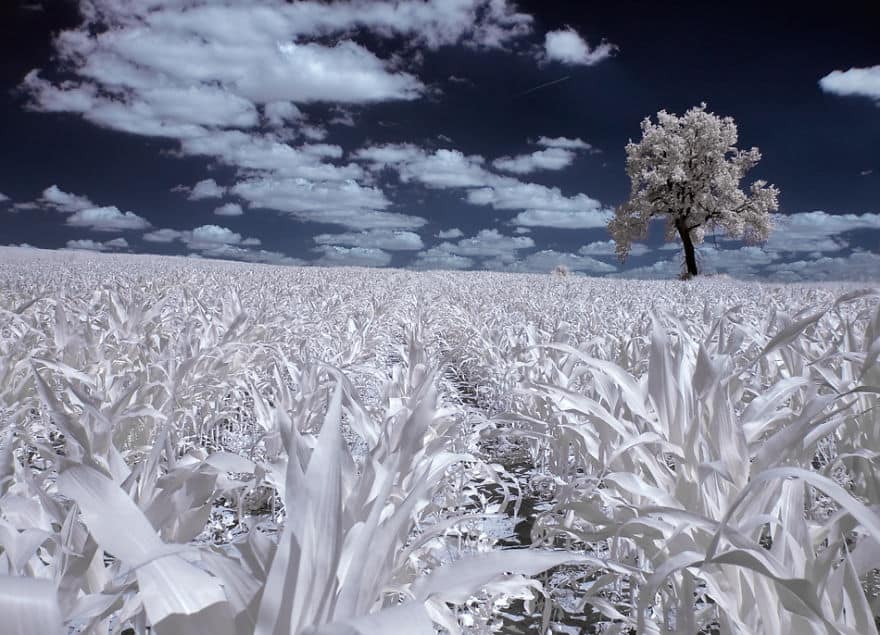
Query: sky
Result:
<box><xmin>1</xmin><ymin>0</ymin><xmax>879</xmax><ymax>281</ymax></box>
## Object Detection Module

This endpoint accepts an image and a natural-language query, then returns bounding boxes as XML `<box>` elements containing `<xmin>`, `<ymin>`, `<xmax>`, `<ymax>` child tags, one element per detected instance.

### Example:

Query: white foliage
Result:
<box><xmin>0</xmin><ymin>247</ymin><xmax>877</xmax><ymax>634</ymax></box>
<box><xmin>610</xmin><ymin>104</ymin><xmax>779</xmax><ymax>272</ymax></box>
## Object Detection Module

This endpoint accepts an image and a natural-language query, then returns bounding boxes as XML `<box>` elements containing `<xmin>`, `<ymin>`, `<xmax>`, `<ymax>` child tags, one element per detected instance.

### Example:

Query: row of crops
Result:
<box><xmin>0</xmin><ymin>247</ymin><xmax>878</xmax><ymax>633</ymax></box>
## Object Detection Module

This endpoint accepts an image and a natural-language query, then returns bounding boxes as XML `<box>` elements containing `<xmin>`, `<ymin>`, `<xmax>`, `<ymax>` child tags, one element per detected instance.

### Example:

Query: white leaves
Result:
<box><xmin>57</xmin><ymin>465</ymin><xmax>231</xmax><ymax>628</ymax></box>
<box><xmin>0</xmin><ymin>576</ymin><xmax>64</xmax><ymax>635</ymax></box>
<box><xmin>610</xmin><ymin>103</ymin><xmax>779</xmax><ymax>266</ymax></box>
<box><xmin>2</xmin><ymin>249</ymin><xmax>879</xmax><ymax>634</ymax></box>
<box><xmin>412</xmin><ymin>549</ymin><xmax>584</xmax><ymax>603</ymax></box>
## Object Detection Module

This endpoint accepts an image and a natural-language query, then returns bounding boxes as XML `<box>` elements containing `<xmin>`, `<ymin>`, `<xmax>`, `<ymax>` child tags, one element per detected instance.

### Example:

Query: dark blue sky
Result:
<box><xmin>2</xmin><ymin>0</ymin><xmax>878</xmax><ymax>280</ymax></box>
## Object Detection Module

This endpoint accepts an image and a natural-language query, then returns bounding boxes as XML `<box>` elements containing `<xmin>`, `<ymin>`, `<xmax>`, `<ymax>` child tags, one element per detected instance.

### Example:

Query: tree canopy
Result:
<box><xmin>609</xmin><ymin>103</ymin><xmax>779</xmax><ymax>277</ymax></box>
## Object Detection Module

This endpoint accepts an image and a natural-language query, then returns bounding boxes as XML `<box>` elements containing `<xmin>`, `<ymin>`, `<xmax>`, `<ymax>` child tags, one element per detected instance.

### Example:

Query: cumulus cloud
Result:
<box><xmin>184</xmin><ymin>224</ymin><xmax>243</xmax><ymax>249</ymax></box>
<box><xmin>764</xmin><ymin>211</ymin><xmax>880</xmax><ymax>253</ymax></box>
<box><xmin>410</xmin><ymin>247</ymin><xmax>474</xmax><ymax>271</ymax></box>
<box><xmin>314</xmin><ymin>229</ymin><xmax>424</xmax><ymax>251</ymax></box>
<box><xmin>353</xmin><ymin>143</ymin><xmax>424</xmax><ymax>170</ymax></box>
<box><xmin>230</xmin><ymin>177</ymin><xmax>424</xmax><ymax>229</ymax></box>
<box><xmin>579</xmin><ymin>239</ymin><xmax>649</xmax><ymax>257</ymax></box>
<box><xmin>618</xmin><ymin>242</ymin><xmax>879</xmax><ymax>283</ymax></box>
<box><xmin>19</xmin><ymin>1</ymin><xmax>547</xmax><ymax>234</ymax></box>
<box><xmin>181</xmin><ymin>132</ymin><xmax>362</xmax><ymax>181</ymax></box>
<box><xmin>313</xmin><ymin>245</ymin><xmax>392</xmax><ymax>268</ymax></box>
<box><xmin>264</xmin><ymin>101</ymin><xmax>303</xmax><ymax>127</ymax></box>
<box><xmin>819</xmin><ymin>66</ymin><xmax>880</xmax><ymax>103</ymax></box>
<box><xmin>443</xmin><ymin>228</ymin><xmax>534</xmax><ymax>260</ymax></box>
<box><xmin>536</xmin><ymin>136</ymin><xmax>592</xmax><ymax>150</ymax></box>
<box><xmin>196</xmin><ymin>244</ymin><xmax>302</xmax><ymax>266</ymax></box>
<box><xmin>767</xmin><ymin>250</ymin><xmax>880</xmax><ymax>282</ymax></box>
<box><xmin>142</xmin><ymin>228</ymin><xmax>183</xmax><ymax>243</ymax></box>
<box><xmin>66</xmin><ymin>206</ymin><xmax>152</xmax><ymax>232</ymax></box>
<box><xmin>354</xmin><ymin>144</ymin><xmax>610</xmax><ymax>226</ymax></box>
<box><xmin>543</xmin><ymin>28</ymin><xmax>616</xmax><ymax>66</ymax></box>
<box><xmin>467</xmin><ymin>180</ymin><xmax>604</xmax><ymax>216</ymax></box>
<box><xmin>22</xmin><ymin>0</ymin><xmax>534</xmax><ymax>120</ymax></box>
<box><xmin>510</xmin><ymin>209</ymin><xmax>610</xmax><ymax>229</ymax></box>
<box><xmin>142</xmin><ymin>223</ymin><xmax>286</xmax><ymax>263</ymax></box>
<box><xmin>614</xmin><ymin>244</ymin><xmax>779</xmax><ymax>280</ymax></box>
<box><xmin>398</xmin><ymin>149</ymin><xmax>491</xmax><ymax>188</ymax></box>
<box><xmin>183</xmin><ymin>178</ymin><xmax>226</xmax><ymax>200</ymax></box>
<box><xmin>65</xmin><ymin>237</ymin><xmax>129</xmax><ymax>251</ymax></box>
<box><xmin>437</xmin><ymin>228</ymin><xmax>464</xmax><ymax>239</ymax></box>
<box><xmin>492</xmin><ymin>147</ymin><xmax>576</xmax><ymax>174</ymax></box>
<box><xmin>40</xmin><ymin>185</ymin><xmax>95</xmax><ymax>212</ymax></box>
<box><xmin>214</xmin><ymin>202</ymin><xmax>244</xmax><ymax>216</ymax></box>
<box><xmin>493</xmin><ymin>249</ymin><xmax>616</xmax><ymax>274</ymax></box>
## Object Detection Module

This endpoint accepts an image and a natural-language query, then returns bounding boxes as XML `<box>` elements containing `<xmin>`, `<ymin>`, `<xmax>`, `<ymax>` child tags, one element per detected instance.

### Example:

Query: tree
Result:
<box><xmin>609</xmin><ymin>103</ymin><xmax>779</xmax><ymax>278</ymax></box>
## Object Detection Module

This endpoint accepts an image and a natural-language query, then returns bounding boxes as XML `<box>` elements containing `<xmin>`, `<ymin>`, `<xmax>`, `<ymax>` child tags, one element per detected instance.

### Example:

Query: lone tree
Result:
<box><xmin>609</xmin><ymin>103</ymin><xmax>779</xmax><ymax>278</ymax></box>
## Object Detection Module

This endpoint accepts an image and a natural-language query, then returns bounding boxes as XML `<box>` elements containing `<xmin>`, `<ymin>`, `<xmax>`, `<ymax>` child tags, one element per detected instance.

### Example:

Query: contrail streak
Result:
<box><xmin>516</xmin><ymin>75</ymin><xmax>571</xmax><ymax>97</ymax></box>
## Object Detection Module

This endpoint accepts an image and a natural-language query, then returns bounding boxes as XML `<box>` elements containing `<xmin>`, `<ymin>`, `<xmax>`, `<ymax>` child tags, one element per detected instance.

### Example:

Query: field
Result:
<box><xmin>1</xmin><ymin>246</ymin><xmax>879</xmax><ymax>634</ymax></box>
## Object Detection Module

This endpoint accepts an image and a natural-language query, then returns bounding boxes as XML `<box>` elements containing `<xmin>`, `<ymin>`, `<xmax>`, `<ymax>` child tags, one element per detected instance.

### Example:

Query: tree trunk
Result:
<box><xmin>677</xmin><ymin>222</ymin><xmax>698</xmax><ymax>277</ymax></box>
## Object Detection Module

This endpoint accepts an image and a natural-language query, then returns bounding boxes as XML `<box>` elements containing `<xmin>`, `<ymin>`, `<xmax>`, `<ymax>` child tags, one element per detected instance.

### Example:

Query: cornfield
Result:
<box><xmin>0</xmin><ymin>246</ymin><xmax>878</xmax><ymax>634</ymax></box>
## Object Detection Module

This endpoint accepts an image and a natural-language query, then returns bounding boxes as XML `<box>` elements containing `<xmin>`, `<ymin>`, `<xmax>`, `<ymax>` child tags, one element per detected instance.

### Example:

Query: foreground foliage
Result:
<box><xmin>0</xmin><ymin>247</ymin><xmax>878</xmax><ymax>634</ymax></box>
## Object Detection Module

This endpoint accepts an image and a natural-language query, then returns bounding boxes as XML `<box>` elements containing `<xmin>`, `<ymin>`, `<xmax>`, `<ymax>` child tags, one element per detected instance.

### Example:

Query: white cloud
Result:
<box><xmin>40</xmin><ymin>185</ymin><xmax>94</xmax><ymax>212</ymax></box>
<box><xmin>144</xmin><ymin>223</ymin><xmax>265</xmax><ymax>254</ymax></box>
<box><xmin>314</xmin><ymin>229</ymin><xmax>423</xmax><ymax>251</ymax></box>
<box><xmin>398</xmin><ymin>149</ymin><xmax>490</xmax><ymax>188</ymax></box>
<box><xmin>104</xmin><ymin>237</ymin><xmax>130</xmax><ymax>249</ymax></box>
<box><xmin>184</xmin><ymin>224</ymin><xmax>243</xmax><ymax>249</ymax></box>
<box><xmin>437</xmin><ymin>228</ymin><xmax>464</xmax><ymax>239</ymax></box>
<box><xmin>19</xmin><ymin>1</ymin><xmax>620</xmax><ymax>237</ymax></box>
<box><xmin>184</xmin><ymin>178</ymin><xmax>226</xmax><ymax>200</ymax></box>
<box><xmin>617</xmin><ymin>243</ymin><xmax>880</xmax><ymax>283</ymax></box>
<box><xmin>0</xmin><ymin>192</ymin><xmax>9</xmax><ymax>204</ymax></box>
<box><xmin>615</xmin><ymin>245</ymin><xmax>779</xmax><ymax>280</ymax></box>
<box><xmin>143</xmin><ymin>228</ymin><xmax>183</xmax><ymax>243</ymax></box>
<box><xmin>444</xmin><ymin>228</ymin><xmax>534</xmax><ymax>260</ymax></box>
<box><xmin>511</xmin><ymin>209</ymin><xmax>609</xmax><ymax>229</ymax></box>
<box><xmin>356</xmin><ymin>144</ymin><xmax>611</xmax><ymax>224</ymax></box>
<box><xmin>492</xmin><ymin>147</ymin><xmax>575</xmax><ymax>174</ymax></box>
<box><xmin>264</xmin><ymin>101</ymin><xmax>303</xmax><ymax>127</ymax></box>
<box><xmin>410</xmin><ymin>247</ymin><xmax>474</xmax><ymax>270</ymax></box>
<box><xmin>764</xmin><ymin>211</ymin><xmax>880</xmax><ymax>253</ymax></box>
<box><xmin>543</xmin><ymin>28</ymin><xmax>616</xmax><ymax>66</ymax></box>
<box><xmin>766</xmin><ymin>250</ymin><xmax>880</xmax><ymax>282</ymax></box>
<box><xmin>196</xmin><ymin>243</ymin><xmax>302</xmax><ymax>266</ymax></box>
<box><xmin>468</xmin><ymin>181</ymin><xmax>605</xmax><ymax>215</ymax></box>
<box><xmin>181</xmin><ymin>132</ymin><xmax>362</xmax><ymax>181</ymax></box>
<box><xmin>65</xmin><ymin>237</ymin><xmax>129</xmax><ymax>251</ymax></box>
<box><xmin>23</xmin><ymin>0</ymin><xmax>536</xmax><ymax>133</ymax></box>
<box><xmin>230</xmin><ymin>177</ymin><xmax>424</xmax><ymax>229</ymax></box>
<box><xmin>353</xmin><ymin>143</ymin><xmax>423</xmax><ymax>169</ymax></box>
<box><xmin>66</xmin><ymin>206</ymin><xmax>152</xmax><ymax>232</ymax></box>
<box><xmin>536</xmin><ymin>136</ymin><xmax>592</xmax><ymax>150</ymax></box>
<box><xmin>579</xmin><ymin>239</ymin><xmax>649</xmax><ymax>257</ymax></box>
<box><xmin>493</xmin><ymin>249</ymin><xmax>616</xmax><ymax>274</ymax></box>
<box><xmin>65</xmin><ymin>239</ymin><xmax>107</xmax><ymax>252</ymax></box>
<box><xmin>142</xmin><ymin>224</ymin><xmax>297</xmax><ymax>265</ymax></box>
<box><xmin>819</xmin><ymin>66</ymin><xmax>880</xmax><ymax>102</ymax></box>
<box><xmin>13</xmin><ymin>202</ymin><xmax>40</xmax><ymax>211</ymax></box>
<box><xmin>214</xmin><ymin>202</ymin><xmax>244</xmax><ymax>216</ymax></box>
<box><xmin>313</xmin><ymin>245</ymin><xmax>392</xmax><ymax>268</ymax></box>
